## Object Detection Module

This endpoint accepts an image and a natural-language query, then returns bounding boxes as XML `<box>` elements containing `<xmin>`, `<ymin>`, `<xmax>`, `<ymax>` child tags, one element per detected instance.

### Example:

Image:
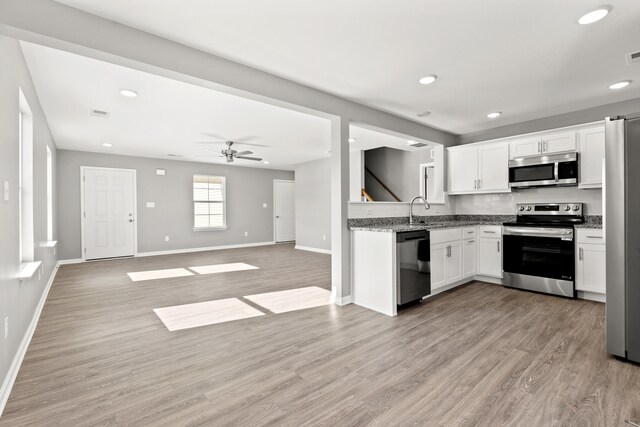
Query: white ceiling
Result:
<box><xmin>54</xmin><ymin>0</ymin><xmax>640</xmax><ymax>135</ymax></box>
<box><xmin>21</xmin><ymin>41</ymin><xmax>335</xmax><ymax>170</ymax></box>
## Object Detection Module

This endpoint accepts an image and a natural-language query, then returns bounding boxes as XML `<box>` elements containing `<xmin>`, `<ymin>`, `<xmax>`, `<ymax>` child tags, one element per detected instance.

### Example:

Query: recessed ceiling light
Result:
<box><xmin>609</xmin><ymin>80</ymin><xmax>631</xmax><ymax>90</ymax></box>
<box><xmin>101</xmin><ymin>142</ymin><xmax>112</xmax><ymax>147</ymax></box>
<box><xmin>578</xmin><ymin>7</ymin><xmax>611</xmax><ymax>25</ymax></box>
<box><xmin>263</xmin><ymin>161</ymin><xmax>270</xmax><ymax>164</ymax></box>
<box><xmin>419</xmin><ymin>75</ymin><xmax>437</xmax><ymax>85</ymax></box>
<box><xmin>348</xmin><ymin>138</ymin><xmax>356</xmax><ymax>143</ymax></box>
<box><xmin>487</xmin><ymin>112</ymin><xmax>502</xmax><ymax>119</ymax></box>
<box><xmin>119</xmin><ymin>89</ymin><xmax>138</xmax><ymax>97</ymax></box>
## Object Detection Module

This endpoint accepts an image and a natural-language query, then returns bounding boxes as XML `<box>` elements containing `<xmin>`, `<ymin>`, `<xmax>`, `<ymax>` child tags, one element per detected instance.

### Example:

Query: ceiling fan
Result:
<box><xmin>212</xmin><ymin>141</ymin><xmax>263</xmax><ymax>163</ymax></box>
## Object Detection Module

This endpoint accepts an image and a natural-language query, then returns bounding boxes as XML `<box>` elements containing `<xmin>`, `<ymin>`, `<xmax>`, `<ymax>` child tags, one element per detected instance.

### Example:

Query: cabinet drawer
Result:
<box><xmin>430</xmin><ymin>227</ymin><xmax>462</xmax><ymax>244</ymax></box>
<box><xmin>462</xmin><ymin>226</ymin><xmax>477</xmax><ymax>239</ymax></box>
<box><xmin>478</xmin><ymin>225</ymin><xmax>502</xmax><ymax>237</ymax></box>
<box><xmin>577</xmin><ymin>228</ymin><xmax>604</xmax><ymax>244</ymax></box>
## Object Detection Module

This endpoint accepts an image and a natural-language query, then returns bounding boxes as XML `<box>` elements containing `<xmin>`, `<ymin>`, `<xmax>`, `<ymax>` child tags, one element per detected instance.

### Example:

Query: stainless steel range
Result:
<box><xmin>502</xmin><ymin>203</ymin><xmax>584</xmax><ymax>298</ymax></box>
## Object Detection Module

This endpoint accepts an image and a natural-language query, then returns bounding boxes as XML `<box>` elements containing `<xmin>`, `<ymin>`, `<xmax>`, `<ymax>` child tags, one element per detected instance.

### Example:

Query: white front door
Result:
<box><xmin>274</xmin><ymin>180</ymin><xmax>295</xmax><ymax>242</ymax></box>
<box><xmin>83</xmin><ymin>167</ymin><xmax>136</xmax><ymax>260</ymax></box>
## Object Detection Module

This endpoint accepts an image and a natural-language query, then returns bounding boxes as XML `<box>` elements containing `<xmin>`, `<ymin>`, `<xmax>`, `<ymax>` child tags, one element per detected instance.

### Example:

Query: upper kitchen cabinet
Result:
<box><xmin>448</xmin><ymin>142</ymin><xmax>509</xmax><ymax>195</ymax></box>
<box><xmin>578</xmin><ymin>125</ymin><xmax>605</xmax><ymax>189</ymax></box>
<box><xmin>509</xmin><ymin>131</ymin><xmax>577</xmax><ymax>159</ymax></box>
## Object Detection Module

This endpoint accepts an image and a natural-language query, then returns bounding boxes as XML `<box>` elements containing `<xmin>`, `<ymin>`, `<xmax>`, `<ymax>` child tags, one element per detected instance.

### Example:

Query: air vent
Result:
<box><xmin>626</xmin><ymin>50</ymin><xmax>640</xmax><ymax>65</ymax></box>
<box><xmin>90</xmin><ymin>109</ymin><xmax>109</xmax><ymax>118</ymax></box>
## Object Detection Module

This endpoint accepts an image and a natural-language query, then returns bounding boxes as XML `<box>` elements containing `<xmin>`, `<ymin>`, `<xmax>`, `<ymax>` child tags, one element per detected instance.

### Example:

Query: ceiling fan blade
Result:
<box><xmin>235</xmin><ymin>156</ymin><xmax>262</xmax><ymax>161</ymax></box>
<box><xmin>235</xmin><ymin>150</ymin><xmax>253</xmax><ymax>156</ymax></box>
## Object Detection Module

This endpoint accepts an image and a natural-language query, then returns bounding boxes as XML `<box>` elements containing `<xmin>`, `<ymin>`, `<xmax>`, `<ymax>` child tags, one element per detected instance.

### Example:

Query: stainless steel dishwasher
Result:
<box><xmin>396</xmin><ymin>230</ymin><xmax>431</xmax><ymax>305</ymax></box>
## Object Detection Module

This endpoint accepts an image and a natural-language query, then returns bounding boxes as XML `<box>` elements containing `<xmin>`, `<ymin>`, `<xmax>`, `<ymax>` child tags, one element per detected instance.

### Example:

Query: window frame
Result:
<box><xmin>192</xmin><ymin>174</ymin><xmax>227</xmax><ymax>231</ymax></box>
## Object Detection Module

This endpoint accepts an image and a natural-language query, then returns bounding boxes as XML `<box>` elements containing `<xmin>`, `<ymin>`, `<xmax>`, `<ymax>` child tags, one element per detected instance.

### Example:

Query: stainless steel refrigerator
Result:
<box><xmin>605</xmin><ymin>115</ymin><xmax>640</xmax><ymax>362</ymax></box>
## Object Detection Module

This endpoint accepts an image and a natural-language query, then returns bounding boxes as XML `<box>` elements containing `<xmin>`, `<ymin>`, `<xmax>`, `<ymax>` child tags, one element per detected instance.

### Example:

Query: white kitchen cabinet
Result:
<box><xmin>448</xmin><ymin>142</ymin><xmax>509</xmax><ymax>194</ymax></box>
<box><xmin>477</xmin><ymin>226</ymin><xmax>503</xmax><ymax>278</ymax></box>
<box><xmin>509</xmin><ymin>131</ymin><xmax>577</xmax><ymax>159</ymax></box>
<box><xmin>448</xmin><ymin>146</ymin><xmax>478</xmax><ymax>193</ymax></box>
<box><xmin>543</xmin><ymin>131</ymin><xmax>577</xmax><ymax>154</ymax></box>
<box><xmin>430</xmin><ymin>243</ymin><xmax>448</xmax><ymax>290</ymax></box>
<box><xmin>463</xmin><ymin>238</ymin><xmax>477</xmax><ymax>278</ymax></box>
<box><xmin>578</xmin><ymin>126</ymin><xmax>606</xmax><ymax>188</ymax></box>
<box><xmin>430</xmin><ymin>229</ymin><xmax>464</xmax><ymax>290</ymax></box>
<box><xmin>510</xmin><ymin>137</ymin><xmax>542</xmax><ymax>159</ymax></box>
<box><xmin>576</xmin><ymin>229</ymin><xmax>605</xmax><ymax>294</ymax></box>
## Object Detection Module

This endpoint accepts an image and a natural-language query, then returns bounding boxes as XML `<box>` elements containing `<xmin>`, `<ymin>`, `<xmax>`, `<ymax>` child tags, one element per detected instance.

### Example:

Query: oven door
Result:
<box><xmin>503</xmin><ymin>227</ymin><xmax>575</xmax><ymax>281</ymax></box>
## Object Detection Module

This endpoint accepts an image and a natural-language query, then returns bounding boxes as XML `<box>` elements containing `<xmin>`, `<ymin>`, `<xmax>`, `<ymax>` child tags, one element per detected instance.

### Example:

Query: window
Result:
<box><xmin>46</xmin><ymin>145</ymin><xmax>53</xmax><ymax>242</ymax></box>
<box><xmin>193</xmin><ymin>175</ymin><xmax>226</xmax><ymax>229</ymax></box>
<box><xmin>19</xmin><ymin>88</ymin><xmax>34</xmax><ymax>262</ymax></box>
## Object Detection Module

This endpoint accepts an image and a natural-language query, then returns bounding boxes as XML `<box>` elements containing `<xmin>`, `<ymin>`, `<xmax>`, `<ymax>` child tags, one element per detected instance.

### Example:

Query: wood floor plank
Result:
<box><xmin>1</xmin><ymin>243</ymin><xmax>639</xmax><ymax>426</ymax></box>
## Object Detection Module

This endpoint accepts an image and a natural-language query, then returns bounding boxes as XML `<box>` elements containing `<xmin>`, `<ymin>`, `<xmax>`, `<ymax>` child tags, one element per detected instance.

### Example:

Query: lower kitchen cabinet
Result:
<box><xmin>477</xmin><ymin>226</ymin><xmax>503</xmax><ymax>278</ymax></box>
<box><xmin>463</xmin><ymin>238</ymin><xmax>477</xmax><ymax>277</ymax></box>
<box><xmin>576</xmin><ymin>229</ymin><xmax>606</xmax><ymax>294</ymax></box>
<box><xmin>430</xmin><ymin>241</ymin><xmax>462</xmax><ymax>290</ymax></box>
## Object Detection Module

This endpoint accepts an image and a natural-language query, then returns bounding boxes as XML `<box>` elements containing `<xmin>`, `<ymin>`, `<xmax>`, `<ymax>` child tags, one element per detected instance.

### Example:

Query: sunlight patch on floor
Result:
<box><xmin>244</xmin><ymin>286</ymin><xmax>332</xmax><ymax>314</ymax></box>
<box><xmin>127</xmin><ymin>268</ymin><xmax>194</xmax><ymax>282</ymax></box>
<box><xmin>188</xmin><ymin>262</ymin><xmax>258</xmax><ymax>275</ymax></box>
<box><xmin>153</xmin><ymin>298</ymin><xmax>265</xmax><ymax>331</ymax></box>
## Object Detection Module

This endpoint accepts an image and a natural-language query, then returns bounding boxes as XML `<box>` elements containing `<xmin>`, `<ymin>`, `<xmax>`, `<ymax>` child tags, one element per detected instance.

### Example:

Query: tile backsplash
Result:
<box><xmin>454</xmin><ymin>187</ymin><xmax>603</xmax><ymax>215</ymax></box>
<box><xmin>348</xmin><ymin>187</ymin><xmax>602</xmax><ymax>218</ymax></box>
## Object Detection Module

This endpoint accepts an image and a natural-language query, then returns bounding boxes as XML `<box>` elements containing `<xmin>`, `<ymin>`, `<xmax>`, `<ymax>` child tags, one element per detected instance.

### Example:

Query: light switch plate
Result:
<box><xmin>156</xmin><ymin>169</ymin><xmax>166</xmax><ymax>176</ymax></box>
<box><xmin>262</xmin><ymin>203</ymin><xmax>268</xmax><ymax>208</ymax></box>
<box><xmin>146</xmin><ymin>202</ymin><xmax>155</xmax><ymax>208</ymax></box>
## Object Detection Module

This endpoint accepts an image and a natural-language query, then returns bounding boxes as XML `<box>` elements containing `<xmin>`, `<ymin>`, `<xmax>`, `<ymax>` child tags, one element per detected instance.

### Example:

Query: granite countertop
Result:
<box><xmin>349</xmin><ymin>221</ymin><xmax>504</xmax><ymax>232</ymax></box>
<box><xmin>575</xmin><ymin>224</ymin><xmax>603</xmax><ymax>229</ymax></box>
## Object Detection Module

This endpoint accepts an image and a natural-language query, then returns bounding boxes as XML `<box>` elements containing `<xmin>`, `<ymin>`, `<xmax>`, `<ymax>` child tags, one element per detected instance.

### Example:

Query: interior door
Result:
<box><xmin>274</xmin><ymin>180</ymin><xmax>295</xmax><ymax>242</ymax></box>
<box><xmin>83</xmin><ymin>168</ymin><xmax>136</xmax><ymax>260</ymax></box>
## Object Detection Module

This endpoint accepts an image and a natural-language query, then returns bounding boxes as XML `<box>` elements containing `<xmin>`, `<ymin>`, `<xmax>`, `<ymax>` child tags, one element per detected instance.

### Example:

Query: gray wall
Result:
<box><xmin>57</xmin><ymin>150</ymin><xmax>294</xmax><ymax>259</ymax></box>
<box><xmin>0</xmin><ymin>35</ymin><xmax>58</xmax><ymax>404</ymax></box>
<box><xmin>294</xmin><ymin>158</ymin><xmax>331</xmax><ymax>251</ymax></box>
<box><xmin>364</xmin><ymin>147</ymin><xmax>433</xmax><ymax>202</ymax></box>
<box><xmin>458</xmin><ymin>97</ymin><xmax>640</xmax><ymax>144</ymax></box>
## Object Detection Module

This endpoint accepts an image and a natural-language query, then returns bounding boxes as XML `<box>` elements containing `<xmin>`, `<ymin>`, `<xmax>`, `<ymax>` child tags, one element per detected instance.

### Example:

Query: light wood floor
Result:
<box><xmin>2</xmin><ymin>244</ymin><xmax>639</xmax><ymax>426</ymax></box>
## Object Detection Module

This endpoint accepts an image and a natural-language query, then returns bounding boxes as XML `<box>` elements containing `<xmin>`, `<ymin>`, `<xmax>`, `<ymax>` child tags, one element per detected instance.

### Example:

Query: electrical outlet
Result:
<box><xmin>3</xmin><ymin>181</ymin><xmax>8</xmax><ymax>201</ymax></box>
<box><xmin>244</xmin><ymin>231</ymin><xmax>248</xmax><ymax>237</ymax></box>
<box><xmin>262</xmin><ymin>203</ymin><xmax>268</xmax><ymax>208</ymax></box>
<box><xmin>323</xmin><ymin>234</ymin><xmax>327</xmax><ymax>241</ymax></box>
<box><xmin>4</xmin><ymin>317</ymin><xmax>8</xmax><ymax>340</ymax></box>
<box><xmin>164</xmin><ymin>236</ymin><xmax>170</xmax><ymax>242</ymax></box>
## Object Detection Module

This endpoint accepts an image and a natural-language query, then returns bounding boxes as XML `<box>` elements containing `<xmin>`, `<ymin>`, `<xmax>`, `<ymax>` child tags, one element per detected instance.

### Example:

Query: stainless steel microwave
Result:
<box><xmin>509</xmin><ymin>153</ymin><xmax>578</xmax><ymax>188</ymax></box>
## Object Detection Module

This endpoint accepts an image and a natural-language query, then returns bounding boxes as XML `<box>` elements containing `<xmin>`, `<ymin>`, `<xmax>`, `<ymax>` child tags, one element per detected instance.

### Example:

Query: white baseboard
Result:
<box><xmin>0</xmin><ymin>262</ymin><xmax>59</xmax><ymax>417</ymax></box>
<box><xmin>294</xmin><ymin>245</ymin><xmax>332</xmax><ymax>255</ymax></box>
<box><xmin>137</xmin><ymin>241</ymin><xmax>276</xmax><ymax>257</ymax></box>
<box><xmin>57</xmin><ymin>258</ymin><xmax>83</xmax><ymax>265</ymax></box>
<box><xmin>331</xmin><ymin>292</ymin><xmax>353</xmax><ymax>305</ymax></box>
<box><xmin>578</xmin><ymin>291</ymin><xmax>606</xmax><ymax>303</ymax></box>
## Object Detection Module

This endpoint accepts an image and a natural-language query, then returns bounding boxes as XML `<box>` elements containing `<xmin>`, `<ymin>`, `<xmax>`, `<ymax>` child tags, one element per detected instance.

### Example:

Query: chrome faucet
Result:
<box><xmin>409</xmin><ymin>195</ymin><xmax>431</xmax><ymax>225</ymax></box>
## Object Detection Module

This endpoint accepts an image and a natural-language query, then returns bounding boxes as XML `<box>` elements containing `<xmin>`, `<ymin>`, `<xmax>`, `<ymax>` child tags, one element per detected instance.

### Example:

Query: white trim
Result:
<box><xmin>0</xmin><ymin>262</ymin><xmax>59</xmax><ymax>417</ymax></box>
<box><xmin>295</xmin><ymin>245</ymin><xmax>332</xmax><ymax>255</ymax></box>
<box><xmin>331</xmin><ymin>293</ymin><xmax>353</xmax><ymax>305</ymax></box>
<box><xmin>578</xmin><ymin>291</ymin><xmax>606</xmax><ymax>303</ymax></box>
<box><xmin>18</xmin><ymin>261</ymin><xmax>42</xmax><ymax>280</ymax></box>
<box><xmin>135</xmin><ymin>241</ymin><xmax>276</xmax><ymax>258</ymax></box>
<box><xmin>57</xmin><ymin>258</ymin><xmax>83</xmax><ymax>265</ymax></box>
<box><xmin>273</xmin><ymin>179</ymin><xmax>295</xmax><ymax>243</ymax></box>
<box><xmin>80</xmin><ymin>166</ymin><xmax>138</xmax><ymax>261</ymax></box>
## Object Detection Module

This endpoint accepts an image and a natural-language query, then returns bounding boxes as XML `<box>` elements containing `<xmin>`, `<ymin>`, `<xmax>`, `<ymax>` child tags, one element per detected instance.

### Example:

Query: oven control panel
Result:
<box><xmin>516</xmin><ymin>203</ymin><xmax>583</xmax><ymax>215</ymax></box>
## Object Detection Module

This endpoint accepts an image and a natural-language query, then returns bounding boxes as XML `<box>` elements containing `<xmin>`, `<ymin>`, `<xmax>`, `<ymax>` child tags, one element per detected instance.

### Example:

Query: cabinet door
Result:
<box><xmin>510</xmin><ymin>137</ymin><xmax>542</xmax><ymax>159</ymax></box>
<box><xmin>478</xmin><ymin>143</ymin><xmax>509</xmax><ymax>192</ymax></box>
<box><xmin>478</xmin><ymin>237</ymin><xmax>502</xmax><ymax>277</ymax></box>
<box><xmin>448</xmin><ymin>147</ymin><xmax>478</xmax><ymax>193</ymax></box>
<box><xmin>430</xmin><ymin>243</ymin><xmax>448</xmax><ymax>290</ymax></box>
<box><xmin>543</xmin><ymin>131</ymin><xmax>577</xmax><ymax>154</ymax></box>
<box><xmin>576</xmin><ymin>243</ymin><xmax>606</xmax><ymax>294</ymax></box>
<box><xmin>578</xmin><ymin>127</ymin><xmax>605</xmax><ymax>188</ymax></box>
<box><xmin>463</xmin><ymin>239</ymin><xmax>477</xmax><ymax>278</ymax></box>
<box><xmin>446</xmin><ymin>241</ymin><xmax>463</xmax><ymax>284</ymax></box>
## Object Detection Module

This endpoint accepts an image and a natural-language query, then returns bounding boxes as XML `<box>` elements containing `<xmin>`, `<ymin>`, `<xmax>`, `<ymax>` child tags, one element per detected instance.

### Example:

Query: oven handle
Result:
<box><xmin>503</xmin><ymin>226</ymin><xmax>574</xmax><ymax>239</ymax></box>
